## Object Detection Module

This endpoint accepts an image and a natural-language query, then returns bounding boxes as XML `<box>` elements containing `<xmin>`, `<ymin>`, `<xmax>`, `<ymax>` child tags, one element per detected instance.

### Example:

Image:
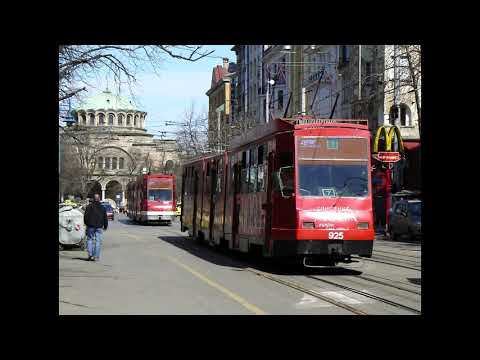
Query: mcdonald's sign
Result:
<box><xmin>373</xmin><ymin>125</ymin><xmax>404</xmax><ymax>153</ymax></box>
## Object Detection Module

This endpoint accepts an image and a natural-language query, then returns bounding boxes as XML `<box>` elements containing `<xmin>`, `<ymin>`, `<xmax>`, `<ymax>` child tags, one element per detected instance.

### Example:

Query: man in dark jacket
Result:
<box><xmin>84</xmin><ymin>194</ymin><xmax>108</xmax><ymax>261</ymax></box>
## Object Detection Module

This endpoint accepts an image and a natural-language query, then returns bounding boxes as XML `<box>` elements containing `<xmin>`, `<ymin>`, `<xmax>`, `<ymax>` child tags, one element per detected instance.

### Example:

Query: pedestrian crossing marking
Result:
<box><xmin>319</xmin><ymin>290</ymin><xmax>373</xmax><ymax>305</ymax></box>
<box><xmin>294</xmin><ymin>294</ymin><xmax>331</xmax><ymax>309</ymax></box>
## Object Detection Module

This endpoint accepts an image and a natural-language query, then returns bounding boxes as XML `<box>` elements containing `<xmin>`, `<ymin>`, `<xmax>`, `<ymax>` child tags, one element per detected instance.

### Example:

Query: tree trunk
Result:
<box><xmin>403</xmin><ymin>46</ymin><xmax>421</xmax><ymax>138</ymax></box>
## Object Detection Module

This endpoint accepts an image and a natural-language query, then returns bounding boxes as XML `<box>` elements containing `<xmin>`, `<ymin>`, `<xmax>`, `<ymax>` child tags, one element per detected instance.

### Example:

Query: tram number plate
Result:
<box><xmin>328</xmin><ymin>232</ymin><xmax>344</xmax><ymax>240</ymax></box>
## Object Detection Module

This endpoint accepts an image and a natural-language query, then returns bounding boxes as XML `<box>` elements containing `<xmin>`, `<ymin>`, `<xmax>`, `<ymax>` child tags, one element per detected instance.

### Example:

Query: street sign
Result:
<box><xmin>373</xmin><ymin>152</ymin><xmax>401</xmax><ymax>163</ymax></box>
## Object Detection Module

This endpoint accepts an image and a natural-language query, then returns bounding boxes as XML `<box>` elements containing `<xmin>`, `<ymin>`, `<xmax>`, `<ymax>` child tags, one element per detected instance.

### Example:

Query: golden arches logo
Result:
<box><xmin>373</xmin><ymin>126</ymin><xmax>404</xmax><ymax>153</ymax></box>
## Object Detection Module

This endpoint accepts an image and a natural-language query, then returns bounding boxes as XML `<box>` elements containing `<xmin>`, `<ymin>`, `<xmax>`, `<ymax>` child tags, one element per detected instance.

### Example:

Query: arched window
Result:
<box><xmin>119</xmin><ymin>157</ymin><xmax>124</xmax><ymax>169</ymax></box>
<box><xmin>105</xmin><ymin>157</ymin><xmax>111</xmax><ymax>169</ymax></box>
<box><xmin>89</xmin><ymin>113</ymin><xmax>95</xmax><ymax>125</ymax></box>
<box><xmin>98</xmin><ymin>157</ymin><xmax>103</xmax><ymax>168</ymax></box>
<box><xmin>98</xmin><ymin>113</ymin><xmax>105</xmax><ymax>125</ymax></box>
<box><xmin>108</xmin><ymin>113</ymin><xmax>114</xmax><ymax>125</ymax></box>
<box><xmin>127</xmin><ymin>114</ymin><xmax>132</xmax><ymax>126</ymax></box>
<box><xmin>118</xmin><ymin>114</ymin><xmax>124</xmax><ymax>126</ymax></box>
<box><xmin>134</xmin><ymin>114</ymin><xmax>138</xmax><ymax>127</ymax></box>
<box><xmin>399</xmin><ymin>103</ymin><xmax>411</xmax><ymax>126</ymax></box>
<box><xmin>112</xmin><ymin>157</ymin><xmax>117</xmax><ymax>169</ymax></box>
<box><xmin>389</xmin><ymin>105</ymin><xmax>399</xmax><ymax>125</ymax></box>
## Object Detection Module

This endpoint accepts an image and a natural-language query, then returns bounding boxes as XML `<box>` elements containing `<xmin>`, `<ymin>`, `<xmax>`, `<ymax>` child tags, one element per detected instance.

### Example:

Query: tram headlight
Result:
<box><xmin>303</xmin><ymin>222</ymin><xmax>315</xmax><ymax>229</ymax></box>
<box><xmin>357</xmin><ymin>222</ymin><xmax>369</xmax><ymax>229</ymax></box>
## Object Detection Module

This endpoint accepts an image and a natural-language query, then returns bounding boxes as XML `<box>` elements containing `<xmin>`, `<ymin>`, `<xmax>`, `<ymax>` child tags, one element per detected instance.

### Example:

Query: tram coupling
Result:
<box><xmin>302</xmin><ymin>253</ymin><xmax>353</xmax><ymax>268</ymax></box>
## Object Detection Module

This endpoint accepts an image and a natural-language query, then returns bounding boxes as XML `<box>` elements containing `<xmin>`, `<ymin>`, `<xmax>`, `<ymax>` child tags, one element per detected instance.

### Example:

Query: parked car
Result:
<box><xmin>389</xmin><ymin>199</ymin><xmax>421</xmax><ymax>241</ymax></box>
<box><xmin>101</xmin><ymin>203</ymin><xmax>115</xmax><ymax>220</ymax></box>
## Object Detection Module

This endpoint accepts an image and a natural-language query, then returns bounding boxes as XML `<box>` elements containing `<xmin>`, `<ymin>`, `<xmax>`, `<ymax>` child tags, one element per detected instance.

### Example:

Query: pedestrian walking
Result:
<box><xmin>84</xmin><ymin>193</ymin><xmax>108</xmax><ymax>262</ymax></box>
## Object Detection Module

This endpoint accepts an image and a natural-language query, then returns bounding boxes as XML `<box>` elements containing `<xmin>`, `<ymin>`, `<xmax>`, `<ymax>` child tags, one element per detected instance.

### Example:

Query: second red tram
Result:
<box><xmin>181</xmin><ymin>117</ymin><xmax>374</xmax><ymax>265</ymax></box>
<box><xmin>126</xmin><ymin>174</ymin><xmax>176</xmax><ymax>225</ymax></box>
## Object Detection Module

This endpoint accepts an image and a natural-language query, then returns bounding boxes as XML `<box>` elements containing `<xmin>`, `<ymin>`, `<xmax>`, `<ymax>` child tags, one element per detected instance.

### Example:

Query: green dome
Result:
<box><xmin>75</xmin><ymin>91</ymin><xmax>138</xmax><ymax>112</ymax></box>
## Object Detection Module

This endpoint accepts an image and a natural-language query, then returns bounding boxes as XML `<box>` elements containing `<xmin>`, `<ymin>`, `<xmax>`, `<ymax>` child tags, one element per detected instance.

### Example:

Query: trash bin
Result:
<box><xmin>59</xmin><ymin>206</ymin><xmax>85</xmax><ymax>247</ymax></box>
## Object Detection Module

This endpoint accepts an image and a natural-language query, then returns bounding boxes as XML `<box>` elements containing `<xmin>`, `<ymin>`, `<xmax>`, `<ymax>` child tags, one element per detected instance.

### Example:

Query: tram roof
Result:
<box><xmin>229</xmin><ymin>117</ymin><xmax>369</xmax><ymax>149</ymax></box>
<box><xmin>181</xmin><ymin>152</ymin><xmax>223</xmax><ymax>166</ymax></box>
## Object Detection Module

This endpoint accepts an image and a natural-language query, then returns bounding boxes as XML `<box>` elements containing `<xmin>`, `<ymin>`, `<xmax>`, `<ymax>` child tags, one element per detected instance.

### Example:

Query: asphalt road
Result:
<box><xmin>59</xmin><ymin>214</ymin><xmax>421</xmax><ymax>315</ymax></box>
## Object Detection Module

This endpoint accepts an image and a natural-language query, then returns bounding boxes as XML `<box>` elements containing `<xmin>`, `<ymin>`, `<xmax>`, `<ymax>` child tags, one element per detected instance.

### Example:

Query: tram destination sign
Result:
<box><xmin>373</xmin><ymin>151</ymin><xmax>401</xmax><ymax>163</ymax></box>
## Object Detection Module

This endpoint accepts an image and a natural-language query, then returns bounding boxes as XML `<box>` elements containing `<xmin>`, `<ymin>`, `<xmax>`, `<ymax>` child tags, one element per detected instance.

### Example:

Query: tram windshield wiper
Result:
<box><xmin>331</xmin><ymin>177</ymin><xmax>368</xmax><ymax>208</ymax></box>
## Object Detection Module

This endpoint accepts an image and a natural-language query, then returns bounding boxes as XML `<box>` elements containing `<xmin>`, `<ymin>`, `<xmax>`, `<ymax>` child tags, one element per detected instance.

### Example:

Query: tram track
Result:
<box><xmin>244</xmin><ymin>267</ymin><xmax>368</xmax><ymax>315</ymax></box>
<box><xmin>352</xmin><ymin>256</ymin><xmax>421</xmax><ymax>271</ymax></box>
<box><xmin>352</xmin><ymin>273</ymin><xmax>421</xmax><ymax>295</ymax></box>
<box><xmin>371</xmin><ymin>253</ymin><xmax>421</xmax><ymax>266</ymax></box>
<box><xmin>305</xmin><ymin>275</ymin><xmax>421</xmax><ymax>314</ymax></box>
<box><xmin>373</xmin><ymin>249</ymin><xmax>421</xmax><ymax>259</ymax></box>
<box><xmin>244</xmin><ymin>267</ymin><xmax>421</xmax><ymax>315</ymax></box>
<box><xmin>351</xmin><ymin>274</ymin><xmax>421</xmax><ymax>295</ymax></box>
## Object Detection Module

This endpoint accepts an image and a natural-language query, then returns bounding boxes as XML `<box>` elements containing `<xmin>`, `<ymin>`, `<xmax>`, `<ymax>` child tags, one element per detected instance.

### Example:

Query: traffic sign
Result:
<box><xmin>373</xmin><ymin>151</ymin><xmax>401</xmax><ymax>163</ymax></box>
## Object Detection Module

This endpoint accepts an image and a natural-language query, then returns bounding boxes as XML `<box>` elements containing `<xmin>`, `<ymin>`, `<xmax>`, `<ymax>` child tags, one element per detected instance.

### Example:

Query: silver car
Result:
<box><xmin>389</xmin><ymin>199</ymin><xmax>421</xmax><ymax>241</ymax></box>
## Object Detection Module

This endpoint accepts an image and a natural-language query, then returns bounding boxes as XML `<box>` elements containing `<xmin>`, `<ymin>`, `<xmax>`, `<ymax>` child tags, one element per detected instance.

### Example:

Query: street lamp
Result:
<box><xmin>266</xmin><ymin>78</ymin><xmax>275</xmax><ymax>123</ymax></box>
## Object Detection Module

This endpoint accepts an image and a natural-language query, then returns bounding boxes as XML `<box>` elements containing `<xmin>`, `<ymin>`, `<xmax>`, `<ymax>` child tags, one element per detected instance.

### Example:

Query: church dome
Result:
<box><xmin>75</xmin><ymin>90</ymin><xmax>138</xmax><ymax>112</ymax></box>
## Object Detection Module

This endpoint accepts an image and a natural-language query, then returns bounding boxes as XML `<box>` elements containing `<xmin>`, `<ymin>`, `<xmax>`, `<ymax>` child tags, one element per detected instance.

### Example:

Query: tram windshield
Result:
<box><xmin>297</xmin><ymin>136</ymin><xmax>370</xmax><ymax>198</ymax></box>
<box><xmin>298</xmin><ymin>163</ymin><xmax>369</xmax><ymax>197</ymax></box>
<box><xmin>148</xmin><ymin>189</ymin><xmax>172</xmax><ymax>201</ymax></box>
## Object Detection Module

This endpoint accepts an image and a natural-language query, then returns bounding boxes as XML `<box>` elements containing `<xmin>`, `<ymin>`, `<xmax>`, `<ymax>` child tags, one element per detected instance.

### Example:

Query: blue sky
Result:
<box><xmin>78</xmin><ymin>45</ymin><xmax>235</xmax><ymax>139</ymax></box>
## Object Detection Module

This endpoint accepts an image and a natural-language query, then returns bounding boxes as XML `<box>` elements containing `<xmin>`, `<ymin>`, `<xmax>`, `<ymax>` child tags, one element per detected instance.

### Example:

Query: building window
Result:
<box><xmin>105</xmin><ymin>157</ymin><xmax>111</xmax><ymax>169</ymax></box>
<box><xmin>118</xmin><ymin>114</ymin><xmax>124</xmax><ymax>126</ymax></box>
<box><xmin>112</xmin><ymin>157</ymin><xmax>117</xmax><ymax>169</ymax></box>
<box><xmin>108</xmin><ymin>113</ymin><xmax>114</xmax><ymax>125</ymax></box>
<box><xmin>98</xmin><ymin>157</ymin><xmax>103</xmax><ymax>169</ymax></box>
<box><xmin>340</xmin><ymin>45</ymin><xmax>350</xmax><ymax>65</ymax></box>
<box><xmin>119</xmin><ymin>157</ymin><xmax>124</xmax><ymax>169</ymax></box>
<box><xmin>399</xmin><ymin>103</ymin><xmax>411</xmax><ymax>126</ymax></box>
<box><xmin>134</xmin><ymin>115</ymin><xmax>138</xmax><ymax>127</ymax></box>
<box><xmin>365</xmin><ymin>62</ymin><xmax>372</xmax><ymax>85</ymax></box>
<box><xmin>98</xmin><ymin>113</ymin><xmax>105</xmax><ymax>125</ymax></box>
<box><xmin>389</xmin><ymin>105</ymin><xmax>399</xmax><ymax>125</ymax></box>
<box><xmin>278</xmin><ymin>90</ymin><xmax>284</xmax><ymax>110</ymax></box>
<box><xmin>127</xmin><ymin>114</ymin><xmax>132</xmax><ymax>126</ymax></box>
<box><xmin>89</xmin><ymin>114</ymin><xmax>95</xmax><ymax>125</ymax></box>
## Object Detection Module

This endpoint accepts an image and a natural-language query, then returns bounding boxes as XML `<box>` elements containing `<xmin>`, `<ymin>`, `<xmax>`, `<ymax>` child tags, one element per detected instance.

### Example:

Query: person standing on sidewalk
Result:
<box><xmin>84</xmin><ymin>194</ymin><xmax>108</xmax><ymax>262</ymax></box>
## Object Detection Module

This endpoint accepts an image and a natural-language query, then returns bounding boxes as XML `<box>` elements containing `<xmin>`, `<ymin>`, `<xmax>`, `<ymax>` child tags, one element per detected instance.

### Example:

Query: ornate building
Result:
<box><xmin>60</xmin><ymin>90</ymin><xmax>180</xmax><ymax>204</ymax></box>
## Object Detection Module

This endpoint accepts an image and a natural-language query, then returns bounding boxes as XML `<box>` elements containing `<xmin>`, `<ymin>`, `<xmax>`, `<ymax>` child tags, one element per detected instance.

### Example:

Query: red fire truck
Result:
<box><xmin>126</xmin><ymin>174</ymin><xmax>176</xmax><ymax>225</ymax></box>
<box><xmin>181</xmin><ymin>117</ymin><xmax>374</xmax><ymax>266</ymax></box>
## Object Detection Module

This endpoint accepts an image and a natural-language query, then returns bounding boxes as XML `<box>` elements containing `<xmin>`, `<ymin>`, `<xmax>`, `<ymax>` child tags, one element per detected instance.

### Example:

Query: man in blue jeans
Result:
<box><xmin>83</xmin><ymin>194</ymin><xmax>108</xmax><ymax>261</ymax></box>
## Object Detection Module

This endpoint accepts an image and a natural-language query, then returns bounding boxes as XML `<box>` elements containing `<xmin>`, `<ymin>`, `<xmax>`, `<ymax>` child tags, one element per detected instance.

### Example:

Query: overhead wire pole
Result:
<box><xmin>358</xmin><ymin>45</ymin><xmax>362</xmax><ymax>101</ymax></box>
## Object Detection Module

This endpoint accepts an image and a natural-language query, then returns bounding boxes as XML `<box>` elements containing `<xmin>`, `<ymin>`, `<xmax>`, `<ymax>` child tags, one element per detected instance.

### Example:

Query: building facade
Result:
<box><xmin>262</xmin><ymin>45</ymin><xmax>290</xmax><ymax>121</ymax></box>
<box><xmin>230</xmin><ymin>44</ymin><xmax>421</xmax><ymax>193</ymax></box>
<box><xmin>60</xmin><ymin>90</ymin><xmax>180</xmax><ymax>203</ymax></box>
<box><xmin>206</xmin><ymin>58</ymin><xmax>236</xmax><ymax>151</ymax></box>
<box><xmin>232</xmin><ymin>45</ymin><xmax>265</xmax><ymax>124</ymax></box>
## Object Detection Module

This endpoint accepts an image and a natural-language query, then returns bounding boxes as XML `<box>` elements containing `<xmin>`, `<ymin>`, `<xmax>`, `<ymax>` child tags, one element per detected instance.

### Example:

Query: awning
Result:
<box><xmin>403</xmin><ymin>141</ymin><xmax>420</xmax><ymax>151</ymax></box>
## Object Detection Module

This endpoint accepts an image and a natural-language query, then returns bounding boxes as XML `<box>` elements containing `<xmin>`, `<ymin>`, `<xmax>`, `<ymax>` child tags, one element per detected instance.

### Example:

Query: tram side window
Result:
<box><xmin>258</xmin><ymin>145</ymin><xmax>265</xmax><ymax>165</ymax></box>
<box><xmin>279</xmin><ymin>151</ymin><xmax>293</xmax><ymax>167</ymax></box>
<box><xmin>257</xmin><ymin>145</ymin><xmax>266</xmax><ymax>192</ymax></box>
<box><xmin>274</xmin><ymin>151</ymin><xmax>294</xmax><ymax>197</ymax></box>
<box><xmin>216</xmin><ymin>159</ymin><xmax>223</xmax><ymax>194</ymax></box>
<box><xmin>241</xmin><ymin>151</ymin><xmax>249</xmax><ymax>193</ymax></box>
<box><xmin>235</xmin><ymin>162</ymin><xmax>242</xmax><ymax>194</ymax></box>
<box><xmin>247</xmin><ymin>148</ymin><xmax>256</xmax><ymax>192</ymax></box>
<box><xmin>230</xmin><ymin>160</ymin><xmax>235</xmax><ymax>195</ymax></box>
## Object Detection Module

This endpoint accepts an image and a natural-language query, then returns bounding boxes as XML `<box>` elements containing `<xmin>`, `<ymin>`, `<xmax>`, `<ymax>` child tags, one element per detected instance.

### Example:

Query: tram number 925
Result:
<box><xmin>328</xmin><ymin>232</ymin><xmax>344</xmax><ymax>239</ymax></box>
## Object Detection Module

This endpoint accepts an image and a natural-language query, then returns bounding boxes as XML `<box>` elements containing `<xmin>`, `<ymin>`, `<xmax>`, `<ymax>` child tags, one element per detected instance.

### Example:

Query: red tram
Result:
<box><xmin>181</xmin><ymin>117</ymin><xmax>374</xmax><ymax>266</ymax></box>
<box><xmin>126</xmin><ymin>174</ymin><xmax>176</xmax><ymax>225</ymax></box>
